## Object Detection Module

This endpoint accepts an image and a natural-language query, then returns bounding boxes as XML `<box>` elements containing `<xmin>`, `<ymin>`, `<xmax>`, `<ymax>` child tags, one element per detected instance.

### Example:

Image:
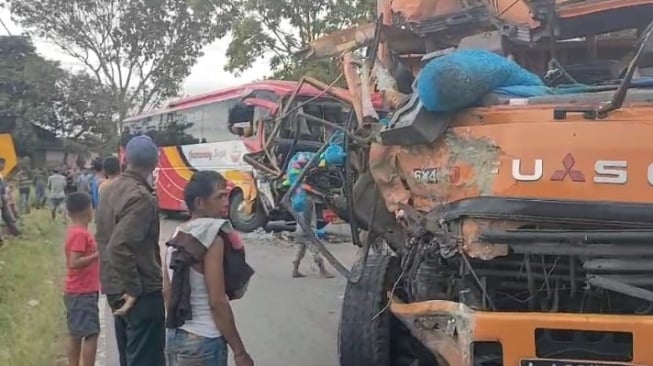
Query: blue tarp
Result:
<box><xmin>417</xmin><ymin>49</ymin><xmax>546</xmax><ymax>112</ymax></box>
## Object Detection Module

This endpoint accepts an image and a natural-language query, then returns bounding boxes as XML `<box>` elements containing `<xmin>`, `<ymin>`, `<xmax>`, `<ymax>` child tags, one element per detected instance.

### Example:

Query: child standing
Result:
<box><xmin>63</xmin><ymin>192</ymin><xmax>100</xmax><ymax>366</ymax></box>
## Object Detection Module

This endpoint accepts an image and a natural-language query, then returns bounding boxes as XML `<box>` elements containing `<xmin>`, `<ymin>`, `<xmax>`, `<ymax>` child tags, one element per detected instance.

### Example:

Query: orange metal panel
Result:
<box><xmin>371</xmin><ymin>105</ymin><xmax>653</xmax><ymax>214</ymax></box>
<box><xmin>391</xmin><ymin>299</ymin><xmax>653</xmax><ymax>365</ymax></box>
<box><xmin>474</xmin><ymin>311</ymin><xmax>653</xmax><ymax>365</ymax></box>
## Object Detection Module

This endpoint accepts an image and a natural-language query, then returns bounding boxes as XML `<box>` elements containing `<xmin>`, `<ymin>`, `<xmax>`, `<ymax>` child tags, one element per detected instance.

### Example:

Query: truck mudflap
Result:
<box><xmin>390</xmin><ymin>296</ymin><xmax>653</xmax><ymax>365</ymax></box>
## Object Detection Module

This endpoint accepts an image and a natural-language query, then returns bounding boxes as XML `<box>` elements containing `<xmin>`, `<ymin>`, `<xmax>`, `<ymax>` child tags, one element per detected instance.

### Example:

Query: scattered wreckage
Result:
<box><xmin>235</xmin><ymin>0</ymin><xmax>653</xmax><ymax>365</ymax></box>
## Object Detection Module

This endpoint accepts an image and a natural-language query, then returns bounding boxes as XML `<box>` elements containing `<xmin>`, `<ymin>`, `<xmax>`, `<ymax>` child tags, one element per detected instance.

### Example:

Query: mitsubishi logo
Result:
<box><xmin>550</xmin><ymin>153</ymin><xmax>585</xmax><ymax>182</ymax></box>
<box><xmin>512</xmin><ymin>155</ymin><xmax>653</xmax><ymax>185</ymax></box>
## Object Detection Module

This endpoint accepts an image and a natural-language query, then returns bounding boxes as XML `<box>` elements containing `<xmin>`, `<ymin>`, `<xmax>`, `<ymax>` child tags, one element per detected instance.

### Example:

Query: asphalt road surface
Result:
<box><xmin>97</xmin><ymin>218</ymin><xmax>358</xmax><ymax>366</ymax></box>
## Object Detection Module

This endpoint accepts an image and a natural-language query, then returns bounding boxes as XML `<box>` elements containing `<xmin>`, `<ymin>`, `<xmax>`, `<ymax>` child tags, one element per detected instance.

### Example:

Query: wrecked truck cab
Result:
<box><xmin>290</xmin><ymin>1</ymin><xmax>653</xmax><ymax>366</ymax></box>
<box><xmin>363</xmin><ymin>102</ymin><xmax>653</xmax><ymax>365</ymax></box>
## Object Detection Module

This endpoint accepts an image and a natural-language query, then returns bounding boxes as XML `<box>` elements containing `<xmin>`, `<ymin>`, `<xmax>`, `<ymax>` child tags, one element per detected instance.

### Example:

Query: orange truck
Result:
<box><xmin>285</xmin><ymin>1</ymin><xmax>653</xmax><ymax>365</ymax></box>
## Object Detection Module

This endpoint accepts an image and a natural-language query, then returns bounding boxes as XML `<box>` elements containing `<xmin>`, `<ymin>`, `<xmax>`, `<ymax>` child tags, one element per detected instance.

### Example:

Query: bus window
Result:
<box><xmin>122</xmin><ymin>118</ymin><xmax>152</xmax><ymax>146</ymax></box>
<box><xmin>150</xmin><ymin>110</ymin><xmax>202</xmax><ymax>146</ymax></box>
<box><xmin>201</xmin><ymin>99</ymin><xmax>240</xmax><ymax>143</ymax></box>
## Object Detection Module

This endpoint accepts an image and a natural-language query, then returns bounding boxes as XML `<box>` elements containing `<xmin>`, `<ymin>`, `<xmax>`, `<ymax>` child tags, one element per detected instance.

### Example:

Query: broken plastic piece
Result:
<box><xmin>380</xmin><ymin>92</ymin><xmax>452</xmax><ymax>146</ymax></box>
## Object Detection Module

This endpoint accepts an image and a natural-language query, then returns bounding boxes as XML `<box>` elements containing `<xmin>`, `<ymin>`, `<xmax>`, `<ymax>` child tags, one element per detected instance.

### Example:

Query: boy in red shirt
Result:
<box><xmin>63</xmin><ymin>192</ymin><xmax>100</xmax><ymax>366</ymax></box>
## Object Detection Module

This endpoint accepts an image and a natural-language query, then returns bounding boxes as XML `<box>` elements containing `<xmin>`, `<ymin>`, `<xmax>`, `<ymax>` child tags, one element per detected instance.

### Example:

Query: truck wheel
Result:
<box><xmin>364</xmin><ymin>231</ymin><xmax>392</xmax><ymax>256</ymax></box>
<box><xmin>229</xmin><ymin>190</ymin><xmax>267</xmax><ymax>233</ymax></box>
<box><xmin>339</xmin><ymin>254</ymin><xmax>396</xmax><ymax>366</ymax></box>
<box><xmin>338</xmin><ymin>254</ymin><xmax>440</xmax><ymax>366</ymax></box>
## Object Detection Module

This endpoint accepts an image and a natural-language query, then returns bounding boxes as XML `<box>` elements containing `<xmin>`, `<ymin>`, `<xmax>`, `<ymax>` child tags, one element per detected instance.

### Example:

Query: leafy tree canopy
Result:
<box><xmin>225</xmin><ymin>0</ymin><xmax>375</xmax><ymax>83</ymax></box>
<box><xmin>0</xmin><ymin>36</ymin><xmax>116</xmax><ymax>157</ymax></box>
<box><xmin>0</xmin><ymin>36</ymin><xmax>60</xmax><ymax>156</ymax></box>
<box><xmin>7</xmin><ymin>0</ymin><xmax>237</xmax><ymax>120</ymax></box>
<box><xmin>51</xmin><ymin>72</ymin><xmax>118</xmax><ymax>153</ymax></box>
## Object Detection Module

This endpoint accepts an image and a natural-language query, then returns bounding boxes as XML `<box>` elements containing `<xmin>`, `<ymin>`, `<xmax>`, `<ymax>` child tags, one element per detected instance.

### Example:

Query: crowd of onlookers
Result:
<box><xmin>60</xmin><ymin>135</ymin><xmax>254</xmax><ymax>366</ymax></box>
<box><xmin>3</xmin><ymin>139</ymin><xmax>257</xmax><ymax>366</ymax></box>
<box><xmin>0</xmin><ymin>155</ymin><xmax>121</xmax><ymax>244</ymax></box>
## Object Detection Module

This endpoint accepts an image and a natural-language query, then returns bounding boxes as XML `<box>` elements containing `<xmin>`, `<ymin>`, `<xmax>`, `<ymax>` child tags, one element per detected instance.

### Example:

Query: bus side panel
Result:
<box><xmin>156</xmin><ymin>142</ymin><xmax>255</xmax><ymax>212</ymax></box>
<box><xmin>156</xmin><ymin>146</ymin><xmax>193</xmax><ymax>212</ymax></box>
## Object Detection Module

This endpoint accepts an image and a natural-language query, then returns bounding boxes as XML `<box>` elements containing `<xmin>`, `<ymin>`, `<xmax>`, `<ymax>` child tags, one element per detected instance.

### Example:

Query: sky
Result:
<box><xmin>0</xmin><ymin>9</ymin><xmax>271</xmax><ymax>96</ymax></box>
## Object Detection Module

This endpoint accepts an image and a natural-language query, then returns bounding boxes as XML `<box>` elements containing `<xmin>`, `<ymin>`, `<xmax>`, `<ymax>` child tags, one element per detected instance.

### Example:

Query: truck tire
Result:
<box><xmin>338</xmin><ymin>254</ymin><xmax>398</xmax><ymax>366</ymax></box>
<box><xmin>229</xmin><ymin>190</ymin><xmax>267</xmax><ymax>233</ymax></box>
<box><xmin>339</xmin><ymin>254</ymin><xmax>441</xmax><ymax>366</ymax></box>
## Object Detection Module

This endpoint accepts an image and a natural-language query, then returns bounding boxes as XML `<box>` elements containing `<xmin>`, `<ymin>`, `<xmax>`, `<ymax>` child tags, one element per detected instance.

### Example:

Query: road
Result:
<box><xmin>97</xmin><ymin>218</ymin><xmax>358</xmax><ymax>366</ymax></box>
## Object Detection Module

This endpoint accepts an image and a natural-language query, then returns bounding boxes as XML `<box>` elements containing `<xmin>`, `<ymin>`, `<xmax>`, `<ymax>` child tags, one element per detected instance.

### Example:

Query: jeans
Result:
<box><xmin>107</xmin><ymin>291</ymin><xmax>166</xmax><ymax>366</ymax></box>
<box><xmin>35</xmin><ymin>186</ymin><xmax>45</xmax><ymax>208</ymax></box>
<box><xmin>166</xmin><ymin>329</ymin><xmax>228</xmax><ymax>366</ymax></box>
<box><xmin>1</xmin><ymin>199</ymin><xmax>19</xmax><ymax>236</ymax></box>
<box><xmin>19</xmin><ymin>188</ymin><xmax>29</xmax><ymax>214</ymax></box>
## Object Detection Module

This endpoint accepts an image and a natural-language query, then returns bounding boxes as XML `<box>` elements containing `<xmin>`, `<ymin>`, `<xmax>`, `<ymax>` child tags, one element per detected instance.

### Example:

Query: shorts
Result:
<box><xmin>51</xmin><ymin>198</ymin><xmax>64</xmax><ymax>209</ymax></box>
<box><xmin>64</xmin><ymin>292</ymin><xmax>100</xmax><ymax>339</ymax></box>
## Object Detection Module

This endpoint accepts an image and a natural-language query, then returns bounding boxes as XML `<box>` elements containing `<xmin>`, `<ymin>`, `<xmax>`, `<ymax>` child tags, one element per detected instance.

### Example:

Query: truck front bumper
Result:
<box><xmin>390</xmin><ymin>297</ymin><xmax>653</xmax><ymax>365</ymax></box>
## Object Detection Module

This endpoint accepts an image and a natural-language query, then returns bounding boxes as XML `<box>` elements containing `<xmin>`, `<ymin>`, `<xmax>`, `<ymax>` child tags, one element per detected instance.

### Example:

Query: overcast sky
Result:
<box><xmin>0</xmin><ymin>10</ymin><xmax>270</xmax><ymax>96</ymax></box>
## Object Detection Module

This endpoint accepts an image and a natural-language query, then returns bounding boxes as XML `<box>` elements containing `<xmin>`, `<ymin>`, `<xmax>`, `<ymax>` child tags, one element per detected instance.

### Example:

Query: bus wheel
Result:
<box><xmin>229</xmin><ymin>191</ymin><xmax>267</xmax><ymax>232</ymax></box>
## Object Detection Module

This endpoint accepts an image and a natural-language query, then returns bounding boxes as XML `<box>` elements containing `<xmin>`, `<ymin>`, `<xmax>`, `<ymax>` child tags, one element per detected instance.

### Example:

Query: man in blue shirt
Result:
<box><xmin>89</xmin><ymin>158</ymin><xmax>104</xmax><ymax>209</ymax></box>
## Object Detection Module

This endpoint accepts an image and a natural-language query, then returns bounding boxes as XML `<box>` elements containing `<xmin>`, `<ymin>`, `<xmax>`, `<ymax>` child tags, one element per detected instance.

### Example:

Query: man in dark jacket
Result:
<box><xmin>95</xmin><ymin>135</ymin><xmax>163</xmax><ymax>366</ymax></box>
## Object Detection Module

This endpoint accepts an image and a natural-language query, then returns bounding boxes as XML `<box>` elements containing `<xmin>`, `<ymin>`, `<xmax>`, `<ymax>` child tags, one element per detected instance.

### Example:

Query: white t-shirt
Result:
<box><xmin>47</xmin><ymin>174</ymin><xmax>67</xmax><ymax>199</ymax></box>
<box><xmin>166</xmin><ymin>218</ymin><xmax>230</xmax><ymax>338</ymax></box>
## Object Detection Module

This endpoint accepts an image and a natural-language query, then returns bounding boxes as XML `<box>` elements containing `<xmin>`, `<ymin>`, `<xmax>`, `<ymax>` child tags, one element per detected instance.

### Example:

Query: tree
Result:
<box><xmin>0</xmin><ymin>36</ymin><xmax>61</xmax><ymax>156</ymax></box>
<box><xmin>8</xmin><ymin>0</ymin><xmax>237</xmax><ymax>122</ymax></box>
<box><xmin>225</xmin><ymin>0</ymin><xmax>375</xmax><ymax>83</ymax></box>
<box><xmin>0</xmin><ymin>36</ymin><xmax>118</xmax><ymax>157</ymax></box>
<box><xmin>49</xmin><ymin>72</ymin><xmax>118</xmax><ymax>154</ymax></box>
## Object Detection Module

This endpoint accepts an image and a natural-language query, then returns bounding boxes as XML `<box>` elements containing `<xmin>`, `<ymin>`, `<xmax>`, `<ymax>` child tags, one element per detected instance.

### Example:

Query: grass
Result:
<box><xmin>0</xmin><ymin>209</ymin><xmax>66</xmax><ymax>366</ymax></box>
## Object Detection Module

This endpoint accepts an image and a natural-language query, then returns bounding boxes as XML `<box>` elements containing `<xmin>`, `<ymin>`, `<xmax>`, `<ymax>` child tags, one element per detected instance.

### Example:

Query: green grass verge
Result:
<box><xmin>0</xmin><ymin>209</ymin><xmax>66</xmax><ymax>366</ymax></box>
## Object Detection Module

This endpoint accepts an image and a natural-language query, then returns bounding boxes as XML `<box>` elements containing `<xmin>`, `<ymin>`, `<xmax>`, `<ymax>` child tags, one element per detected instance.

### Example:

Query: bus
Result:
<box><xmin>121</xmin><ymin>80</ymin><xmax>350</xmax><ymax>231</ymax></box>
<box><xmin>0</xmin><ymin>134</ymin><xmax>17</xmax><ymax>177</ymax></box>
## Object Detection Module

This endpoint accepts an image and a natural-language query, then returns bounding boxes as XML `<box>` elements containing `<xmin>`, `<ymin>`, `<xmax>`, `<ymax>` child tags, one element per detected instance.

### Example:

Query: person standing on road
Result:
<box><xmin>76</xmin><ymin>169</ymin><xmax>91</xmax><ymax>195</ymax></box>
<box><xmin>163</xmin><ymin>171</ymin><xmax>254</xmax><ymax>366</ymax></box>
<box><xmin>17</xmin><ymin>169</ymin><xmax>31</xmax><ymax>214</ymax></box>
<box><xmin>4</xmin><ymin>179</ymin><xmax>20</xmax><ymax>230</ymax></box>
<box><xmin>47</xmin><ymin>169</ymin><xmax>67</xmax><ymax>221</ymax></box>
<box><xmin>34</xmin><ymin>169</ymin><xmax>47</xmax><ymax>209</ymax></box>
<box><xmin>63</xmin><ymin>192</ymin><xmax>100</xmax><ymax>366</ymax></box>
<box><xmin>292</xmin><ymin>197</ymin><xmax>335</xmax><ymax>279</ymax></box>
<box><xmin>0</xmin><ymin>159</ymin><xmax>20</xmax><ymax>237</ymax></box>
<box><xmin>89</xmin><ymin>158</ymin><xmax>104</xmax><ymax>209</ymax></box>
<box><xmin>65</xmin><ymin>168</ymin><xmax>78</xmax><ymax>195</ymax></box>
<box><xmin>98</xmin><ymin>156</ymin><xmax>121</xmax><ymax>194</ymax></box>
<box><xmin>95</xmin><ymin>135</ymin><xmax>165</xmax><ymax>366</ymax></box>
